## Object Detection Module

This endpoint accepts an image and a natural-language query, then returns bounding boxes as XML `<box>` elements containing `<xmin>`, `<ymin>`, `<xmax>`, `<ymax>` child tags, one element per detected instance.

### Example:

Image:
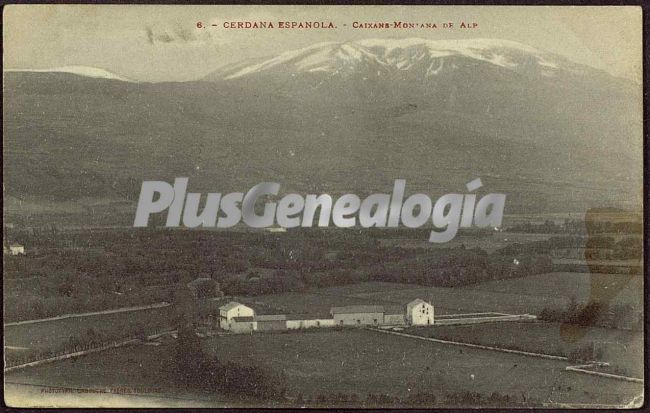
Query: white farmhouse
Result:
<box><xmin>6</xmin><ymin>243</ymin><xmax>25</xmax><ymax>256</ymax></box>
<box><xmin>219</xmin><ymin>301</ymin><xmax>255</xmax><ymax>330</ymax></box>
<box><xmin>406</xmin><ymin>298</ymin><xmax>434</xmax><ymax>326</ymax></box>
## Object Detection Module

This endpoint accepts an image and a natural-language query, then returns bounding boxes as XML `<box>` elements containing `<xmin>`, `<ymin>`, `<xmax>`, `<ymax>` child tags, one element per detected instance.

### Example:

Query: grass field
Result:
<box><xmin>205</xmin><ymin>328</ymin><xmax>641</xmax><ymax>406</ymax></box>
<box><xmin>4</xmin><ymin>273</ymin><xmax>643</xmax><ymax>407</ymax></box>
<box><xmin>249</xmin><ymin>281</ymin><xmax>440</xmax><ymax>317</ymax></box>
<box><xmin>4</xmin><ymin>339</ymin><xmax>231</xmax><ymax>408</ymax></box>
<box><xmin>404</xmin><ymin>322</ymin><xmax>643</xmax><ymax>378</ymax></box>
<box><xmin>251</xmin><ymin>272</ymin><xmax>643</xmax><ymax>317</ymax></box>
<box><xmin>6</xmin><ymin>329</ymin><xmax>642</xmax><ymax>406</ymax></box>
<box><xmin>4</xmin><ymin>306</ymin><xmax>174</xmax><ymax>356</ymax></box>
<box><xmin>463</xmin><ymin>272</ymin><xmax>643</xmax><ymax>310</ymax></box>
<box><xmin>7</xmin><ymin>272</ymin><xmax>639</xmax><ymax>358</ymax></box>
<box><xmin>6</xmin><ymin>328</ymin><xmax>642</xmax><ymax>407</ymax></box>
<box><xmin>315</xmin><ymin>282</ymin><xmax>422</xmax><ymax>295</ymax></box>
<box><xmin>342</xmin><ymin>284</ymin><xmax>565</xmax><ymax>314</ymax></box>
<box><xmin>296</xmin><ymin>272</ymin><xmax>642</xmax><ymax>316</ymax></box>
<box><xmin>248</xmin><ymin>291</ymin><xmax>393</xmax><ymax>318</ymax></box>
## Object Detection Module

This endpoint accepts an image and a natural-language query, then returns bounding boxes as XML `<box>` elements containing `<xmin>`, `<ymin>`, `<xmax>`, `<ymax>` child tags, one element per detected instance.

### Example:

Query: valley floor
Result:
<box><xmin>5</xmin><ymin>326</ymin><xmax>643</xmax><ymax>408</ymax></box>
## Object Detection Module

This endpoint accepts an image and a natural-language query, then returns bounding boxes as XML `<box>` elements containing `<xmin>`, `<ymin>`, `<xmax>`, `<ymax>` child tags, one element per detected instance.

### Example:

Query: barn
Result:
<box><xmin>406</xmin><ymin>299</ymin><xmax>434</xmax><ymax>325</ymax></box>
<box><xmin>229</xmin><ymin>316</ymin><xmax>256</xmax><ymax>334</ymax></box>
<box><xmin>330</xmin><ymin>305</ymin><xmax>384</xmax><ymax>326</ymax></box>
<box><xmin>219</xmin><ymin>301</ymin><xmax>255</xmax><ymax>330</ymax></box>
<box><xmin>383</xmin><ymin>305</ymin><xmax>406</xmax><ymax>325</ymax></box>
<box><xmin>286</xmin><ymin>317</ymin><xmax>336</xmax><ymax>330</ymax></box>
<box><xmin>4</xmin><ymin>243</ymin><xmax>25</xmax><ymax>256</ymax></box>
<box><xmin>255</xmin><ymin>314</ymin><xmax>287</xmax><ymax>332</ymax></box>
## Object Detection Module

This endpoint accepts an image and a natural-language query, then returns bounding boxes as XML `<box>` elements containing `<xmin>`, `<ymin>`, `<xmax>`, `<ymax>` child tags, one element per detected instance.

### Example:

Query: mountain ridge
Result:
<box><xmin>3</xmin><ymin>38</ymin><xmax>635</xmax><ymax>85</ymax></box>
<box><xmin>5</xmin><ymin>65</ymin><xmax>135</xmax><ymax>82</ymax></box>
<box><xmin>2</xmin><ymin>38</ymin><xmax>642</xmax><ymax>221</ymax></box>
<box><xmin>203</xmin><ymin>37</ymin><xmax>601</xmax><ymax>82</ymax></box>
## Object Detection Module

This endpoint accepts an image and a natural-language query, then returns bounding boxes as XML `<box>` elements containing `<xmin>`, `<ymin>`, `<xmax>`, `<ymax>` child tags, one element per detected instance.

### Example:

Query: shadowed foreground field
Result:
<box><xmin>5</xmin><ymin>328</ymin><xmax>643</xmax><ymax>407</ymax></box>
<box><xmin>4</xmin><ymin>306</ymin><xmax>174</xmax><ymax>357</ymax></box>
<box><xmin>204</xmin><ymin>329</ymin><xmax>642</xmax><ymax>406</ymax></box>
<box><xmin>404</xmin><ymin>322</ymin><xmax>643</xmax><ymax>377</ymax></box>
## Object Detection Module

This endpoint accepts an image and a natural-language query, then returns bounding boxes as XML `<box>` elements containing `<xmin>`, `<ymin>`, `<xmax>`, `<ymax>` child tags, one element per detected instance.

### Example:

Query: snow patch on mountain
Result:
<box><xmin>217</xmin><ymin>38</ymin><xmax>567</xmax><ymax>81</ymax></box>
<box><xmin>4</xmin><ymin>66</ymin><xmax>135</xmax><ymax>82</ymax></box>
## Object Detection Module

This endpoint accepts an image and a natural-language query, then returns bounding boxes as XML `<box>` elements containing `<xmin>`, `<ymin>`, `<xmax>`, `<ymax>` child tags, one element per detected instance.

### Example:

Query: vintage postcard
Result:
<box><xmin>3</xmin><ymin>4</ymin><xmax>644</xmax><ymax>408</ymax></box>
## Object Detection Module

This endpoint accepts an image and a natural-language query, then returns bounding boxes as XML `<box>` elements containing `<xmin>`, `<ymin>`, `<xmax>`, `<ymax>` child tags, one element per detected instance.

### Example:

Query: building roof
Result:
<box><xmin>285</xmin><ymin>313</ymin><xmax>324</xmax><ymax>321</ymax></box>
<box><xmin>406</xmin><ymin>299</ymin><xmax>431</xmax><ymax>310</ymax></box>
<box><xmin>219</xmin><ymin>301</ymin><xmax>246</xmax><ymax>311</ymax></box>
<box><xmin>254</xmin><ymin>314</ymin><xmax>287</xmax><ymax>321</ymax></box>
<box><xmin>232</xmin><ymin>316</ymin><xmax>255</xmax><ymax>322</ymax></box>
<box><xmin>330</xmin><ymin>305</ymin><xmax>384</xmax><ymax>315</ymax></box>
<box><xmin>384</xmin><ymin>305</ymin><xmax>405</xmax><ymax>315</ymax></box>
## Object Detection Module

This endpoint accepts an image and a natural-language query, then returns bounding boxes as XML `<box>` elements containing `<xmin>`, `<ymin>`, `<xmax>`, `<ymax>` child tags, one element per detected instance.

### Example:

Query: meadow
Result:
<box><xmin>462</xmin><ymin>272</ymin><xmax>643</xmax><ymax>310</ymax></box>
<box><xmin>405</xmin><ymin>322</ymin><xmax>643</xmax><ymax>378</ymax></box>
<box><xmin>205</xmin><ymin>328</ymin><xmax>641</xmax><ymax>406</ymax></box>
<box><xmin>250</xmin><ymin>270</ymin><xmax>643</xmax><ymax>317</ymax></box>
<box><xmin>249</xmin><ymin>281</ymin><xmax>435</xmax><ymax>317</ymax></box>
<box><xmin>4</xmin><ymin>339</ymin><xmax>233</xmax><ymax>408</ymax></box>
<box><xmin>6</xmin><ymin>328</ymin><xmax>643</xmax><ymax>407</ymax></box>
<box><xmin>4</xmin><ymin>306</ymin><xmax>174</xmax><ymax>357</ymax></box>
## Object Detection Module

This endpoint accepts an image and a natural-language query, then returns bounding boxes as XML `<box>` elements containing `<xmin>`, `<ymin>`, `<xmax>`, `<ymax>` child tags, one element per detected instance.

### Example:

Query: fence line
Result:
<box><xmin>565</xmin><ymin>365</ymin><xmax>643</xmax><ymax>383</ymax></box>
<box><xmin>5</xmin><ymin>339</ymin><xmax>138</xmax><ymax>373</ymax></box>
<box><xmin>434</xmin><ymin>314</ymin><xmax>537</xmax><ymax>326</ymax></box>
<box><xmin>5</xmin><ymin>302</ymin><xmax>171</xmax><ymax>327</ymax></box>
<box><xmin>5</xmin><ymin>328</ymin><xmax>176</xmax><ymax>372</ymax></box>
<box><xmin>366</xmin><ymin>327</ymin><xmax>568</xmax><ymax>361</ymax></box>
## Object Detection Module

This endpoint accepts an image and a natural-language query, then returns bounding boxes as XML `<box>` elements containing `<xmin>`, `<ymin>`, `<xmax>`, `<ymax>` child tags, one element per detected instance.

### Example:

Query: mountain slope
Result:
<box><xmin>3</xmin><ymin>38</ymin><xmax>643</xmax><ymax>222</ymax></box>
<box><xmin>5</xmin><ymin>66</ymin><xmax>135</xmax><ymax>82</ymax></box>
<box><xmin>205</xmin><ymin>38</ymin><xmax>578</xmax><ymax>81</ymax></box>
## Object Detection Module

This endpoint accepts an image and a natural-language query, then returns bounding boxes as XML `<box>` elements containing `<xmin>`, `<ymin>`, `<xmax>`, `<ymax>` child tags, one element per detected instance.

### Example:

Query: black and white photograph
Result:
<box><xmin>2</xmin><ymin>4</ymin><xmax>644</xmax><ymax>408</ymax></box>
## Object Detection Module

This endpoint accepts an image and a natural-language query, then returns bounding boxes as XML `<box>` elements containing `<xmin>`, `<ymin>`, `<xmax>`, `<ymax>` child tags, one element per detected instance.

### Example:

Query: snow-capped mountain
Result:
<box><xmin>4</xmin><ymin>65</ymin><xmax>134</xmax><ymax>82</ymax></box>
<box><xmin>3</xmin><ymin>38</ymin><xmax>642</xmax><ymax>215</ymax></box>
<box><xmin>204</xmin><ymin>38</ymin><xmax>585</xmax><ymax>82</ymax></box>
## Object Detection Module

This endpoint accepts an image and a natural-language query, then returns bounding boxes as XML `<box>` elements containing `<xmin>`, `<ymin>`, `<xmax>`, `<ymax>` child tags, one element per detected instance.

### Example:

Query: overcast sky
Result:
<box><xmin>3</xmin><ymin>5</ymin><xmax>642</xmax><ymax>83</ymax></box>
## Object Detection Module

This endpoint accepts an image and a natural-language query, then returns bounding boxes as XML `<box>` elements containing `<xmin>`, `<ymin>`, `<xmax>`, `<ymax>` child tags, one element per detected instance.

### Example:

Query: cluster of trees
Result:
<box><xmin>5</xmin><ymin>226</ymin><xmax>559</xmax><ymax>320</ymax></box>
<box><xmin>171</xmin><ymin>326</ymin><xmax>285</xmax><ymax>401</ymax></box>
<box><xmin>372</xmin><ymin>249</ymin><xmax>553</xmax><ymax>287</ymax></box>
<box><xmin>584</xmin><ymin>220</ymin><xmax>642</xmax><ymax>235</ymax></box>
<box><xmin>538</xmin><ymin>297</ymin><xmax>640</xmax><ymax>330</ymax></box>
<box><xmin>498</xmin><ymin>236</ymin><xmax>583</xmax><ymax>256</ymax></box>
<box><xmin>498</xmin><ymin>235</ymin><xmax>641</xmax><ymax>261</ymax></box>
<box><xmin>508</xmin><ymin>218</ymin><xmax>642</xmax><ymax>235</ymax></box>
<box><xmin>216</xmin><ymin>248</ymin><xmax>553</xmax><ymax>295</ymax></box>
<box><xmin>366</xmin><ymin>227</ymin><xmax>494</xmax><ymax>239</ymax></box>
<box><xmin>220</xmin><ymin>269</ymin><xmax>306</xmax><ymax>296</ymax></box>
<box><xmin>584</xmin><ymin>237</ymin><xmax>642</xmax><ymax>260</ymax></box>
<box><xmin>220</xmin><ymin>267</ymin><xmax>374</xmax><ymax>296</ymax></box>
<box><xmin>507</xmin><ymin>220</ymin><xmax>568</xmax><ymax>234</ymax></box>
